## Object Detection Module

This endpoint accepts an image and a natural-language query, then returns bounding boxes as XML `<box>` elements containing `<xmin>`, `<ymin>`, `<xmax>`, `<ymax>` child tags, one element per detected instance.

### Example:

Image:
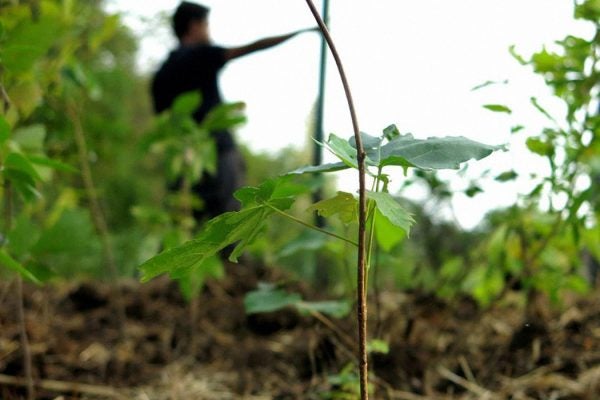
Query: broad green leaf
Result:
<box><xmin>0</xmin><ymin>115</ymin><xmax>9</xmax><ymax>144</ymax></box>
<box><xmin>5</xmin><ymin>153</ymin><xmax>43</xmax><ymax>182</ymax></box>
<box><xmin>140</xmin><ymin>206</ymin><xmax>272</xmax><ymax>281</ymax></box>
<box><xmin>28</xmin><ymin>155</ymin><xmax>78</xmax><ymax>173</ymax></box>
<box><xmin>374</xmin><ymin>208</ymin><xmax>406</xmax><ymax>251</ymax></box>
<box><xmin>1</xmin><ymin>6</ymin><xmax>64</xmax><ymax>73</ymax></box>
<box><xmin>367</xmin><ymin>191</ymin><xmax>414</xmax><ymax>236</ymax></box>
<box><xmin>278</xmin><ymin>230</ymin><xmax>327</xmax><ymax>257</ymax></box>
<box><xmin>483</xmin><ymin>104</ymin><xmax>512</xmax><ymax>114</ymax></box>
<box><xmin>307</xmin><ymin>191</ymin><xmax>358</xmax><ymax>224</ymax></box>
<box><xmin>234</xmin><ymin>176</ymin><xmax>304</xmax><ymax>209</ymax></box>
<box><xmin>526</xmin><ymin>137</ymin><xmax>553</xmax><ymax>156</ymax></box>
<box><xmin>472</xmin><ymin>266</ymin><xmax>505</xmax><ymax>307</ymax></box>
<box><xmin>12</xmin><ymin>125</ymin><xmax>46</xmax><ymax>153</ymax></box>
<box><xmin>172</xmin><ymin>92</ymin><xmax>201</xmax><ymax>116</ymax></box>
<box><xmin>244</xmin><ymin>288</ymin><xmax>302</xmax><ymax>314</ymax></box>
<box><xmin>7</xmin><ymin>215</ymin><xmax>40</xmax><ymax>258</ymax></box>
<box><xmin>0</xmin><ymin>249</ymin><xmax>40</xmax><ymax>283</ymax></box>
<box><xmin>349</xmin><ymin>132</ymin><xmax>382</xmax><ymax>151</ymax></box>
<box><xmin>7</xmin><ymin>80</ymin><xmax>43</xmax><ymax>118</ymax></box>
<box><xmin>175</xmin><ymin>256</ymin><xmax>224</xmax><ymax>302</ymax></box>
<box><xmin>89</xmin><ymin>14</ymin><xmax>120</xmax><ymax>52</ymax></box>
<box><xmin>33</xmin><ymin>209</ymin><xmax>97</xmax><ymax>255</ymax></box>
<box><xmin>296</xmin><ymin>300</ymin><xmax>351</xmax><ymax>318</ymax></box>
<box><xmin>575</xmin><ymin>0</ymin><xmax>600</xmax><ymax>21</ymax></box>
<box><xmin>367</xmin><ymin>339</ymin><xmax>390</xmax><ymax>354</ymax></box>
<box><xmin>286</xmin><ymin>162</ymin><xmax>348</xmax><ymax>175</ymax></box>
<box><xmin>4</xmin><ymin>169</ymin><xmax>40</xmax><ymax>201</ymax></box>
<box><xmin>348</xmin><ymin>132</ymin><xmax>382</xmax><ymax>165</ymax></box>
<box><xmin>324</xmin><ymin>133</ymin><xmax>359</xmax><ymax>168</ymax></box>
<box><xmin>201</xmin><ymin>101</ymin><xmax>246</xmax><ymax>131</ymax></box>
<box><xmin>379</xmin><ymin>134</ymin><xmax>501</xmax><ymax>170</ymax></box>
<box><xmin>563</xmin><ymin>275</ymin><xmax>589</xmax><ymax>295</ymax></box>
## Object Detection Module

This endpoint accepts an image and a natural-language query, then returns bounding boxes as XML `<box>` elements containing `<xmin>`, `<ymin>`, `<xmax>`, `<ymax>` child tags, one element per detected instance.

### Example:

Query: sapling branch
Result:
<box><xmin>265</xmin><ymin>203</ymin><xmax>358</xmax><ymax>247</ymax></box>
<box><xmin>4</xmin><ymin>183</ymin><xmax>35</xmax><ymax>400</ymax></box>
<box><xmin>66</xmin><ymin>102</ymin><xmax>126</xmax><ymax>334</ymax></box>
<box><xmin>304</xmin><ymin>1</ymin><xmax>370</xmax><ymax>398</ymax></box>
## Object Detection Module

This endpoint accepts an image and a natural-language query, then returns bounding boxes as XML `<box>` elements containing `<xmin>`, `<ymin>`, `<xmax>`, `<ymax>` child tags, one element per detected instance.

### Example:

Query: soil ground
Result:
<box><xmin>1</xmin><ymin>262</ymin><xmax>599</xmax><ymax>399</ymax></box>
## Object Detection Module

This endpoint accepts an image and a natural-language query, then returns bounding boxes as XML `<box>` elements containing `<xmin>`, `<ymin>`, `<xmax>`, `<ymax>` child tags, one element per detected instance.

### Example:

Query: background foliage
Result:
<box><xmin>0</xmin><ymin>0</ymin><xmax>599</xmax><ymax>311</ymax></box>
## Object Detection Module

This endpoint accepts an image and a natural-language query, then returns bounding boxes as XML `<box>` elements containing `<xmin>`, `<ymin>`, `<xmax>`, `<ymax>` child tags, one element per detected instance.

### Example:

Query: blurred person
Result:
<box><xmin>151</xmin><ymin>1</ymin><xmax>316</xmax><ymax>221</ymax></box>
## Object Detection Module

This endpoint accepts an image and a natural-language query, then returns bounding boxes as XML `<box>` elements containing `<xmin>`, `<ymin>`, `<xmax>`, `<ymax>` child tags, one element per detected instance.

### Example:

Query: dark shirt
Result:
<box><xmin>151</xmin><ymin>44</ymin><xmax>234</xmax><ymax>152</ymax></box>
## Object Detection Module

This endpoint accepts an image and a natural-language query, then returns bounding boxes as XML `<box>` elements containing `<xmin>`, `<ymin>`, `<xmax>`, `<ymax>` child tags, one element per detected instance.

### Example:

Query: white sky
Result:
<box><xmin>105</xmin><ymin>0</ymin><xmax>593</xmax><ymax>228</ymax></box>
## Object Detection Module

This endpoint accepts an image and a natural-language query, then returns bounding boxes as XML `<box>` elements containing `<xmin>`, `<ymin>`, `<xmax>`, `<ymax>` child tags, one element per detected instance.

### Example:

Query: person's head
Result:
<box><xmin>173</xmin><ymin>2</ymin><xmax>210</xmax><ymax>44</ymax></box>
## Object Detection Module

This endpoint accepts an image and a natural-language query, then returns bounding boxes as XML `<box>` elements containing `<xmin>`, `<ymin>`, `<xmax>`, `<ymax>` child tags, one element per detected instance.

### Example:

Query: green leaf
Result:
<box><xmin>374</xmin><ymin>208</ymin><xmax>406</xmax><ymax>252</ymax></box>
<box><xmin>483</xmin><ymin>104</ymin><xmax>512</xmax><ymax>114</ymax></box>
<box><xmin>0</xmin><ymin>115</ymin><xmax>10</xmax><ymax>144</ymax></box>
<box><xmin>526</xmin><ymin>137</ymin><xmax>553</xmax><ymax>157</ymax></box>
<box><xmin>172</xmin><ymin>91</ymin><xmax>202</xmax><ymax>116</ymax></box>
<box><xmin>349</xmin><ymin>132</ymin><xmax>382</xmax><ymax>151</ymax></box>
<box><xmin>307</xmin><ymin>191</ymin><xmax>358</xmax><ymax>224</ymax></box>
<box><xmin>509</xmin><ymin>44</ymin><xmax>528</xmax><ymax>65</ymax></box>
<box><xmin>465</xmin><ymin>185</ymin><xmax>483</xmax><ymax>197</ymax></box>
<box><xmin>323</xmin><ymin>133</ymin><xmax>359</xmax><ymax>169</ymax></box>
<box><xmin>201</xmin><ymin>101</ymin><xmax>246</xmax><ymax>131</ymax></box>
<box><xmin>1</xmin><ymin>8</ymin><xmax>64</xmax><ymax>73</ymax></box>
<box><xmin>244</xmin><ymin>288</ymin><xmax>302</xmax><ymax>314</ymax></box>
<box><xmin>0</xmin><ymin>249</ymin><xmax>40</xmax><ymax>283</ymax></box>
<box><xmin>175</xmin><ymin>256</ymin><xmax>224</xmax><ymax>302</ymax></box>
<box><xmin>278</xmin><ymin>229</ymin><xmax>327</xmax><ymax>257</ymax></box>
<box><xmin>286</xmin><ymin>162</ymin><xmax>348</xmax><ymax>175</ymax></box>
<box><xmin>140</xmin><ymin>206</ymin><xmax>272</xmax><ymax>281</ymax></box>
<box><xmin>28</xmin><ymin>155</ymin><xmax>78</xmax><ymax>173</ymax></box>
<box><xmin>511</xmin><ymin>125</ymin><xmax>525</xmax><ymax>134</ymax></box>
<box><xmin>563</xmin><ymin>275</ymin><xmax>589</xmax><ymax>295</ymax></box>
<box><xmin>471</xmin><ymin>80</ymin><xmax>509</xmax><ymax>91</ymax></box>
<box><xmin>296</xmin><ymin>300</ymin><xmax>351</xmax><ymax>318</ymax></box>
<box><xmin>530</xmin><ymin>97</ymin><xmax>556</xmax><ymax>122</ymax></box>
<box><xmin>12</xmin><ymin>125</ymin><xmax>46</xmax><ymax>153</ymax></box>
<box><xmin>575</xmin><ymin>0</ymin><xmax>600</xmax><ymax>20</ymax></box>
<box><xmin>234</xmin><ymin>176</ymin><xmax>304</xmax><ymax>209</ymax></box>
<box><xmin>367</xmin><ymin>339</ymin><xmax>390</xmax><ymax>354</ymax></box>
<box><xmin>379</xmin><ymin>134</ymin><xmax>502</xmax><ymax>170</ymax></box>
<box><xmin>367</xmin><ymin>191</ymin><xmax>415</xmax><ymax>236</ymax></box>
<box><xmin>33</xmin><ymin>209</ymin><xmax>97</xmax><ymax>255</ymax></box>
<box><xmin>7</xmin><ymin>215</ymin><xmax>40</xmax><ymax>258</ymax></box>
<box><xmin>5</xmin><ymin>153</ymin><xmax>43</xmax><ymax>182</ymax></box>
<box><xmin>495</xmin><ymin>170</ymin><xmax>518</xmax><ymax>182</ymax></box>
<box><xmin>4</xmin><ymin>169</ymin><xmax>40</xmax><ymax>201</ymax></box>
<box><xmin>383</xmin><ymin>124</ymin><xmax>401</xmax><ymax>140</ymax></box>
<box><xmin>7</xmin><ymin>80</ymin><xmax>43</xmax><ymax>118</ymax></box>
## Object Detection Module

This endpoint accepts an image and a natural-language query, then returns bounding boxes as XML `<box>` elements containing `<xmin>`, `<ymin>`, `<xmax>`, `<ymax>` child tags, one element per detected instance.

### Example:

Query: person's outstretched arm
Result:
<box><xmin>224</xmin><ymin>27</ymin><xmax>317</xmax><ymax>61</ymax></box>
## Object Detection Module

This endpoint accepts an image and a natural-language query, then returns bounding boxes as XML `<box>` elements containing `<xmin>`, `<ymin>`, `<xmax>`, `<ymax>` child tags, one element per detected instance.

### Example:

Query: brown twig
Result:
<box><xmin>3</xmin><ymin>183</ymin><xmax>35</xmax><ymax>400</ymax></box>
<box><xmin>0</xmin><ymin>373</ymin><xmax>127</xmax><ymax>399</ymax></box>
<box><xmin>304</xmin><ymin>1</ymin><xmax>369</xmax><ymax>398</ymax></box>
<box><xmin>66</xmin><ymin>102</ymin><xmax>126</xmax><ymax>333</ymax></box>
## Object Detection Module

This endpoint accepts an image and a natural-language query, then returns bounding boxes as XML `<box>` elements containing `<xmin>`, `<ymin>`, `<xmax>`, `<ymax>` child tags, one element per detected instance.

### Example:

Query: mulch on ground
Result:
<box><xmin>1</xmin><ymin>262</ymin><xmax>599</xmax><ymax>399</ymax></box>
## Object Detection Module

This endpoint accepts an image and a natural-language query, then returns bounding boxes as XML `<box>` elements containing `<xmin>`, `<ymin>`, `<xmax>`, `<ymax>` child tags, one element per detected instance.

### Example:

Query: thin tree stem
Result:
<box><xmin>3</xmin><ymin>184</ymin><xmax>35</xmax><ymax>400</ymax></box>
<box><xmin>304</xmin><ymin>2</ymin><xmax>369</xmax><ymax>398</ymax></box>
<box><xmin>66</xmin><ymin>102</ymin><xmax>126</xmax><ymax>334</ymax></box>
<box><xmin>16</xmin><ymin>277</ymin><xmax>34</xmax><ymax>400</ymax></box>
